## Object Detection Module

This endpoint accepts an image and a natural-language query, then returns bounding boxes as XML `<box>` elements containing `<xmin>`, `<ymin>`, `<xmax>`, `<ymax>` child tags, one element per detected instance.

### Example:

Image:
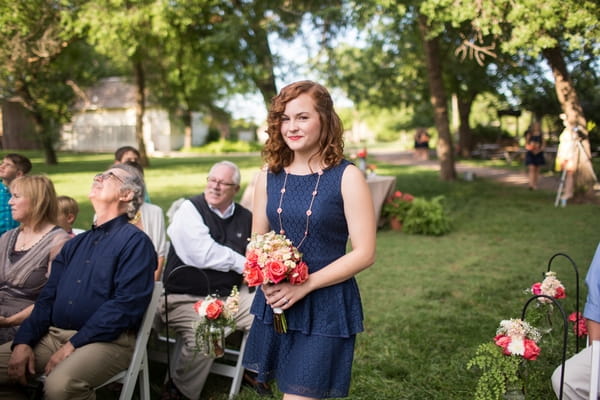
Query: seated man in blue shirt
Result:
<box><xmin>551</xmin><ymin>242</ymin><xmax>600</xmax><ymax>399</ymax></box>
<box><xmin>0</xmin><ymin>163</ymin><xmax>156</xmax><ymax>400</ymax></box>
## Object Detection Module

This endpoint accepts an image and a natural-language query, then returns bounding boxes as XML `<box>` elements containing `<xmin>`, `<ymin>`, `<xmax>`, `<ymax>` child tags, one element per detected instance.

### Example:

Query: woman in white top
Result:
<box><xmin>132</xmin><ymin>202</ymin><xmax>167</xmax><ymax>280</ymax></box>
<box><xmin>123</xmin><ymin>161</ymin><xmax>168</xmax><ymax>280</ymax></box>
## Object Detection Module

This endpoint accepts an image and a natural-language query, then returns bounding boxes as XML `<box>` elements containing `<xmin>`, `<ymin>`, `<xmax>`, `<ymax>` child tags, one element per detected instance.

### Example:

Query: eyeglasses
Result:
<box><xmin>94</xmin><ymin>172</ymin><xmax>124</xmax><ymax>184</ymax></box>
<box><xmin>206</xmin><ymin>177</ymin><xmax>237</xmax><ymax>188</ymax></box>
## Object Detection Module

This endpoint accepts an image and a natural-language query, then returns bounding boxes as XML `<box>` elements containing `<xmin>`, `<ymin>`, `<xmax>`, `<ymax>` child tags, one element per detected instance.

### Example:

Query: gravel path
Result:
<box><xmin>371</xmin><ymin>150</ymin><xmax>600</xmax><ymax>203</ymax></box>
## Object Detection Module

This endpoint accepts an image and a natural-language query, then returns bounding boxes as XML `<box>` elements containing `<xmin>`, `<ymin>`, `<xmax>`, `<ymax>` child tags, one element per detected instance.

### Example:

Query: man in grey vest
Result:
<box><xmin>160</xmin><ymin>161</ymin><xmax>257</xmax><ymax>399</ymax></box>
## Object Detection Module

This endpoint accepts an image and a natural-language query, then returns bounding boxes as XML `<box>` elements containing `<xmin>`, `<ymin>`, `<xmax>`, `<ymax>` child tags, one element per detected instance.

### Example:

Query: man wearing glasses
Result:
<box><xmin>160</xmin><ymin>160</ymin><xmax>258</xmax><ymax>400</ymax></box>
<box><xmin>0</xmin><ymin>164</ymin><xmax>156</xmax><ymax>399</ymax></box>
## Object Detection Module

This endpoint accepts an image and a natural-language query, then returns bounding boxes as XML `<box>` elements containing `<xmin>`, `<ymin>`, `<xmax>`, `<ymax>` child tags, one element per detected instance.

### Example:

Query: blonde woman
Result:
<box><xmin>0</xmin><ymin>175</ymin><xmax>70</xmax><ymax>344</ymax></box>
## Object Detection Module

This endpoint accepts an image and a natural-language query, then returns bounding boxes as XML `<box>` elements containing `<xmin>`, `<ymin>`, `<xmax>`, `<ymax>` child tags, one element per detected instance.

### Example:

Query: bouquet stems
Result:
<box><xmin>273</xmin><ymin>307</ymin><xmax>287</xmax><ymax>333</ymax></box>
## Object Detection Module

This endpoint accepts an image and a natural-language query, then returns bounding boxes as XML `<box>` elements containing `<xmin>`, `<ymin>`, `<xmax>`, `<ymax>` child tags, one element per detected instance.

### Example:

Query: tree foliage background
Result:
<box><xmin>0</xmin><ymin>0</ymin><xmax>598</xmax><ymax>177</ymax></box>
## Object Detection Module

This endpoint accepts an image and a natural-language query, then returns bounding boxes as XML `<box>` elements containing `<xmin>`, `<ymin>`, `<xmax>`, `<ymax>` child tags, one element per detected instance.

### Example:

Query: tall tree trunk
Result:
<box><xmin>232</xmin><ymin>0</ymin><xmax>277</xmax><ymax>109</ymax></box>
<box><xmin>418</xmin><ymin>15</ymin><xmax>456</xmax><ymax>181</ymax></box>
<box><xmin>33</xmin><ymin>113</ymin><xmax>58</xmax><ymax>165</ymax></box>
<box><xmin>15</xmin><ymin>81</ymin><xmax>57</xmax><ymax>164</ymax></box>
<box><xmin>134</xmin><ymin>59</ymin><xmax>149</xmax><ymax>167</ymax></box>
<box><xmin>251</xmin><ymin>32</ymin><xmax>277</xmax><ymax>108</ymax></box>
<box><xmin>457</xmin><ymin>95</ymin><xmax>475</xmax><ymax>158</ymax></box>
<box><xmin>542</xmin><ymin>46</ymin><xmax>596</xmax><ymax>191</ymax></box>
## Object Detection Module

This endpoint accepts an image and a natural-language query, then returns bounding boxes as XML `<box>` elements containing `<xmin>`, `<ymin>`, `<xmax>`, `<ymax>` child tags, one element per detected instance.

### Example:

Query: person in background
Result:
<box><xmin>556</xmin><ymin>114</ymin><xmax>579</xmax><ymax>207</ymax></box>
<box><xmin>114</xmin><ymin>146</ymin><xmax>140</xmax><ymax>164</ymax></box>
<box><xmin>0</xmin><ymin>176</ymin><xmax>70</xmax><ymax>345</ymax></box>
<box><xmin>551</xmin><ymin>242</ymin><xmax>600</xmax><ymax>399</ymax></box>
<box><xmin>242</xmin><ymin>81</ymin><xmax>376</xmax><ymax>400</ymax></box>
<box><xmin>413</xmin><ymin>128</ymin><xmax>430</xmax><ymax>161</ymax></box>
<box><xmin>159</xmin><ymin>160</ymin><xmax>256</xmax><ymax>400</ymax></box>
<box><xmin>524</xmin><ymin>121</ymin><xmax>546</xmax><ymax>190</ymax></box>
<box><xmin>56</xmin><ymin>196</ymin><xmax>85</xmax><ymax>237</ymax></box>
<box><xmin>125</xmin><ymin>161</ymin><xmax>167</xmax><ymax>280</ymax></box>
<box><xmin>0</xmin><ymin>154</ymin><xmax>32</xmax><ymax>236</ymax></box>
<box><xmin>0</xmin><ymin>163</ymin><xmax>156</xmax><ymax>400</ymax></box>
<box><xmin>114</xmin><ymin>147</ymin><xmax>151</xmax><ymax>203</ymax></box>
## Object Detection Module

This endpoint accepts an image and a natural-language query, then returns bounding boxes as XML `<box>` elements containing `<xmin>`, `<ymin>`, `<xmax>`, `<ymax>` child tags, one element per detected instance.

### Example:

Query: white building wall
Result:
<box><xmin>61</xmin><ymin>108</ymin><xmax>183</xmax><ymax>153</ymax></box>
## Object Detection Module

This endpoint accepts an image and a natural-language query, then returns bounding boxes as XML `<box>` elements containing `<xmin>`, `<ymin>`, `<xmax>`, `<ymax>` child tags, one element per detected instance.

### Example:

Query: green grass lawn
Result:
<box><xmin>19</xmin><ymin>151</ymin><xmax>600</xmax><ymax>399</ymax></box>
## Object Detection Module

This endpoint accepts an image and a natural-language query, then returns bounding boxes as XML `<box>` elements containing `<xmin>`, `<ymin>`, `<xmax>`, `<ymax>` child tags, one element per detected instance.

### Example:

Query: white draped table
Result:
<box><xmin>366</xmin><ymin>175</ymin><xmax>397</xmax><ymax>226</ymax></box>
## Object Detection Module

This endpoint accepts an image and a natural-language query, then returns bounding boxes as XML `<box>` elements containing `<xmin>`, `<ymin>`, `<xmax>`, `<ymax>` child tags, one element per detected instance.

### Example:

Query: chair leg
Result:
<box><xmin>138</xmin><ymin>354</ymin><xmax>151</xmax><ymax>400</ymax></box>
<box><xmin>228</xmin><ymin>330</ymin><xmax>249</xmax><ymax>399</ymax></box>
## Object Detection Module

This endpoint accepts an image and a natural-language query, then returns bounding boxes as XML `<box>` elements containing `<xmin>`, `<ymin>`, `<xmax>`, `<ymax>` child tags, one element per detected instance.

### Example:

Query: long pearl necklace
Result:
<box><xmin>276</xmin><ymin>169</ymin><xmax>323</xmax><ymax>250</ymax></box>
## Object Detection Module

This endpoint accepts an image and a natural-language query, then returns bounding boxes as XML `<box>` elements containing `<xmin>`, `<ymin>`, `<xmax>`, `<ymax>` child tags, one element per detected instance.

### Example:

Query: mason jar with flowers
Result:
<box><xmin>382</xmin><ymin>191</ymin><xmax>414</xmax><ymax>231</ymax></box>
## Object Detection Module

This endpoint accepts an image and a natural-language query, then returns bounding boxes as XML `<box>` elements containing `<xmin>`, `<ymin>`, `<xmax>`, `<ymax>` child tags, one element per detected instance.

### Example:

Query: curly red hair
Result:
<box><xmin>262</xmin><ymin>81</ymin><xmax>345</xmax><ymax>173</ymax></box>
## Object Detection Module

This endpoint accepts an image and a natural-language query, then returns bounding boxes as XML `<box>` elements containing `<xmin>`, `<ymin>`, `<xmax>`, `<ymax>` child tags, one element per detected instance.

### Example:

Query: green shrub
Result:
<box><xmin>403</xmin><ymin>195</ymin><xmax>451</xmax><ymax>236</ymax></box>
<box><xmin>467</xmin><ymin>342</ymin><xmax>523</xmax><ymax>400</ymax></box>
<box><xmin>472</xmin><ymin>124</ymin><xmax>515</xmax><ymax>145</ymax></box>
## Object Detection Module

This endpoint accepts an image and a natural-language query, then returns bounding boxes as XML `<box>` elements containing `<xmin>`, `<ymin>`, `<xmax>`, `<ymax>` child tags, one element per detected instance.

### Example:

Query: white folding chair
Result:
<box><xmin>95</xmin><ymin>281</ymin><xmax>163</xmax><ymax>400</ymax></box>
<box><xmin>167</xmin><ymin>328</ymin><xmax>249</xmax><ymax>399</ymax></box>
<box><xmin>157</xmin><ymin>264</ymin><xmax>249</xmax><ymax>399</ymax></box>
<box><xmin>590</xmin><ymin>340</ymin><xmax>600</xmax><ymax>400</ymax></box>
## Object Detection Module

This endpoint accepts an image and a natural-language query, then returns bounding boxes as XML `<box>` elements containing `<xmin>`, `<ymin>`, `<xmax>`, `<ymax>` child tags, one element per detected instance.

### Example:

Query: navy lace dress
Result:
<box><xmin>242</xmin><ymin>160</ymin><xmax>364</xmax><ymax>398</ymax></box>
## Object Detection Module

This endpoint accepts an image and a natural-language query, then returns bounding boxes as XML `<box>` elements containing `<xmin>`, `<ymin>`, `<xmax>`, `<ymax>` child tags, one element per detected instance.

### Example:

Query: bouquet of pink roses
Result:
<box><xmin>494</xmin><ymin>318</ymin><xmax>541</xmax><ymax>360</ymax></box>
<box><xmin>192</xmin><ymin>286</ymin><xmax>239</xmax><ymax>357</ymax></box>
<box><xmin>530</xmin><ymin>271</ymin><xmax>566</xmax><ymax>303</ymax></box>
<box><xmin>243</xmin><ymin>231</ymin><xmax>309</xmax><ymax>333</ymax></box>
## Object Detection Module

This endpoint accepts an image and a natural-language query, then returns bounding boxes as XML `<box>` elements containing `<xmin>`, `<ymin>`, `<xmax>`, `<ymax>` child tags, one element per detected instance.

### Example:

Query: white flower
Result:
<box><xmin>507</xmin><ymin>338</ymin><xmax>525</xmax><ymax>356</ymax></box>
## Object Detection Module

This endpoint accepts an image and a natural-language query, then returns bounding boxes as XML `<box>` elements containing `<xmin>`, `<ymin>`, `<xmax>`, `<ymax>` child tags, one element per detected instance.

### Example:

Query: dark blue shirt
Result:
<box><xmin>13</xmin><ymin>214</ymin><xmax>156</xmax><ymax>348</ymax></box>
<box><xmin>0</xmin><ymin>183</ymin><xmax>18</xmax><ymax>236</ymax></box>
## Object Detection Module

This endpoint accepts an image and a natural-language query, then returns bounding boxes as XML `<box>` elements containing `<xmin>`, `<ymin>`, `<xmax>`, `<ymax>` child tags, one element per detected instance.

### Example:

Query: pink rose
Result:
<box><xmin>290</xmin><ymin>261</ymin><xmax>309</xmax><ymax>285</ymax></box>
<box><xmin>554</xmin><ymin>286</ymin><xmax>566</xmax><ymax>299</ymax></box>
<box><xmin>574</xmin><ymin>319</ymin><xmax>589</xmax><ymax>337</ymax></box>
<box><xmin>205</xmin><ymin>299</ymin><xmax>224</xmax><ymax>320</ymax></box>
<box><xmin>244</xmin><ymin>265</ymin><xmax>264</xmax><ymax>287</ymax></box>
<box><xmin>494</xmin><ymin>334</ymin><xmax>512</xmax><ymax>355</ymax></box>
<box><xmin>531</xmin><ymin>282</ymin><xmax>542</xmax><ymax>295</ymax></box>
<box><xmin>523</xmin><ymin>339</ymin><xmax>541</xmax><ymax>360</ymax></box>
<box><xmin>246</xmin><ymin>249</ymin><xmax>258</xmax><ymax>264</ymax></box>
<box><xmin>568</xmin><ymin>311</ymin><xmax>580</xmax><ymax>322</ymax></box>
<box><xmin>265</xmin><ymin>260</ymin><xmax>288</xmax><ymax>284</ymax></box>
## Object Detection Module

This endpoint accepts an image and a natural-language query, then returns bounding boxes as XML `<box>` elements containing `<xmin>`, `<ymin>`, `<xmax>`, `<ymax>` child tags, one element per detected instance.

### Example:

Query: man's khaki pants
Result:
<box><xmin>159</xmin><ymin>285</ymin><xmax>254</xmax><ymax>400</ymax></box>
<box><xmin>0</xmin><ymin>327</ymin><xmax>135</xmax><ymax>400</ymax></box>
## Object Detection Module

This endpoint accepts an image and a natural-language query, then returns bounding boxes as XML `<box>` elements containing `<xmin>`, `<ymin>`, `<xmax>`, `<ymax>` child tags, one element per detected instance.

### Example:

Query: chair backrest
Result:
<box><xmin>95</xmin><ymin>281</ymin><xmax>163</xmax><ymax>400</ymax></box>
<box><xmin>163</xmin><ymin>264</ymin><xmax>210</xmax><ymax>296</ymax></box>
<box><xmin>590</xmin><ymin>340</ymin><xmax>600</xmax><ymax>400</ymax></box>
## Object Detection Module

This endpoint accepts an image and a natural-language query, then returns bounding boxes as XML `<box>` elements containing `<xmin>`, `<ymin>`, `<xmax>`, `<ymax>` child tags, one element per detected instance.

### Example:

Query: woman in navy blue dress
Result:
<box><xmin>243</xmin><ymin>81</ymin><xmax>377</xmax><ymax>399</ymax></box>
